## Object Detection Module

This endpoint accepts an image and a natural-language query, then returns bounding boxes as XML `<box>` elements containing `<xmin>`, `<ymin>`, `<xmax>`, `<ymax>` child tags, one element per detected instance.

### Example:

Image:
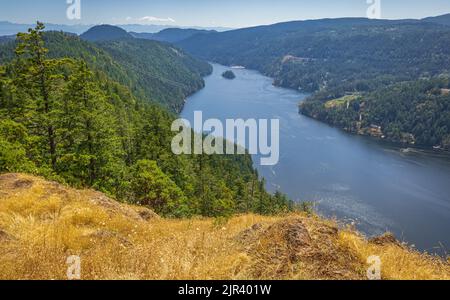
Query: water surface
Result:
<box><xmin>182</xmin><ymin>64</ymin><xmax>450</xmax><ymax>254</ymax></box>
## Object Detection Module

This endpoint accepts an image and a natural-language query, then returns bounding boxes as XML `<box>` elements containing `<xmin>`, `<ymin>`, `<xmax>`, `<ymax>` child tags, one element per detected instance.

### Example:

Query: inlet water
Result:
<box><xmin>181</xmin><ymin>63</ymin><xmax>450</xmax><ymax>254</ymax></box>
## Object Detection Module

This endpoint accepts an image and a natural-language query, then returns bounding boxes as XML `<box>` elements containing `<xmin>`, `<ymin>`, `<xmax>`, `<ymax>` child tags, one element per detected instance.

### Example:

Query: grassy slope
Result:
<box><xmin>0</xmin><ymin>173</ymin><xmax>448</xmax><ymax>280</ymax></box>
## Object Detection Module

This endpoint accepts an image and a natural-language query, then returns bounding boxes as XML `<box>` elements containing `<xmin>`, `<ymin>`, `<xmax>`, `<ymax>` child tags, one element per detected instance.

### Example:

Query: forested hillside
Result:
<box><xmin>131</xmin><ymin>28</ymin><xmax>215</xmax><ymax>43</ymax></box>
<box><xmin>0</xmin><ymin>27</ymin><xmax>212</xmax><ymax>112</ymax></box>
<box><xmin>0</xmin><ymin>23</ymin><xmax>295</xmax><ymax>218</ymax></box>
<box><xmin>423</xmin><ymin>13</ymin><xmax>450</xmax><ymax>26</ymax></box>
<box><xmin>95</xmin><ymin>37</ymin><xmax>212</xmax><ymax>112</ymax></box>
<box><xmin>80</xmin><ymin>24</ymin><xmax>133</xmax><ymax>41</ymax></box>
<box><xmin>301</xmin><ymin>78</ymin><xmax>450</xmax><ymax>147</ymax></box>
<box><xmin>177</xmin><ymin>17</ymin><xmax>450</xmax><ymax>148</ymax></box>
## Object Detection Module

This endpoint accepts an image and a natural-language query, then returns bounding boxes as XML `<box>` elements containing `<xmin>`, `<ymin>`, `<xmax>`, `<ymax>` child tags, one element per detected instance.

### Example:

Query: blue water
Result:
<box><xmin>181</xmin><ymin>63</ymin><xmax>450</xmax><ymax>255</ymax></box>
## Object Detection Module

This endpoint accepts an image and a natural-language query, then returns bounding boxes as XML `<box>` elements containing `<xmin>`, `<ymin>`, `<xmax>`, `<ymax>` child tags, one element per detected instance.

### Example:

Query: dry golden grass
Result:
<box><xmin>0</xmin><ymin>173</ymin><xmax>448</xmax><ymax>280</ymax></box>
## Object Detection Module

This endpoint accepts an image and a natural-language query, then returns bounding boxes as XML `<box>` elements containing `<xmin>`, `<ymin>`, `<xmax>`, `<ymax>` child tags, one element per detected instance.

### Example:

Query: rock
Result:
<box><xmin>13</xmin><ymin>179</ymin><xmax>33</xmax><ymax>189</ymax></box>
<box><xmin>137</xmin><ymin>207</ymin><xmax>160</xmax><ymax>221</ymax></box>
<box><xmin>369</xmin><ymin>233</ymin><xmax>402</xmax><ymax>247</ymax></box>
<box><xmin>283</xmin><ymin>220</ymin><xmax>312</xmax><ymax>251</ymax></box>
<box><xmin>0</xmin><ymin>173</ymin><xmax>33</xmax><ymax>191</ymax></box>
<box><xmin>88</xmin><ymin>192</ymin><xmax>158</xmax><ymax>221</ymax></box>
<box><xmin>251</xmin><ymin>223</ymin><xmax>263</xmax><ymax>231</ymax></box>
<box><xmin>235</xmin><ymin>223</ymin><xmax>264</xmax><ymax>244</ymax></box>
<box><xmin>0</xmin><ymin>229</ymin><xmax>14</xmax><ymax>241</ymax></box>
<box><xmin>262</xmin><ymin>219</ymin><xmax>312</xmax><ymax>251</ymax></box>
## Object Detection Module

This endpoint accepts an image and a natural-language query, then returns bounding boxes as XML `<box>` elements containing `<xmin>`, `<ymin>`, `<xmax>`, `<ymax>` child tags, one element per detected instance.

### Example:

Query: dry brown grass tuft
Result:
<box><xmin>0</xmin><ymin>173</ymin><xmax>448</xmax><ymax>280</ymax></box>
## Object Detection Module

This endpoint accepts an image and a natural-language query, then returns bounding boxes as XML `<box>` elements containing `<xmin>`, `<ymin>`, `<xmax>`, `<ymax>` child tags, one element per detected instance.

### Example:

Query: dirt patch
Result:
<box><xmin>237</xmin><ymin>217</ymin><xmax>365</xmax><ymax>279</ymax></box>
<box><xmin>235</xmin><ymin>223</ymin><xmax>265</xmax><ymax>246</ymax></box>
<box><xmin>136</xmin><ymin>207</ymin><xmax>160</xmax><ymax>221</ymax></box>
<box><xmin>284</xmin><ymin>220</ymin><xmax>312</xmax><ymax>251</ymax></box>
<box><xmin>0</xmin><ymin>229</ymin><xmax>14</xmax><ymax>242</ymax></box>
<box><xmin>0</xmin><ymin>173</ymin><xmax>33</xmax><ymax>192</ymax></box>
<box><xmin>13</xmin><ymin>179</ymin><xmax>33</xmax><ymax>189</ymax></box>
<box><xmin>88</xmin><ymin>191</ymin><xmax>158</xmax><ymax>222</ymax></box>
<box><xmin>369</xmin><ymin>233</ymin><xmax>403</xmax><ymax>248</ymax></box>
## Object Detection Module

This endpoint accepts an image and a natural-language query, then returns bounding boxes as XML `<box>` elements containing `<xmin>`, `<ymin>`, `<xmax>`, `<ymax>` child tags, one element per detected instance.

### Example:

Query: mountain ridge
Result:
<box><xmin>130</xmin><ymin>28</ymin><xmax>216</xmax><ymax>43</ymax></box>
<box><xmin>80</xmin><ymin>24</ymin><xmax>134</xmax><ymax>41</ymax></box>
<box><xmin>0</xmin><ymin>21</ymin><xmax>231</xmax><ymax>37</ymax></box>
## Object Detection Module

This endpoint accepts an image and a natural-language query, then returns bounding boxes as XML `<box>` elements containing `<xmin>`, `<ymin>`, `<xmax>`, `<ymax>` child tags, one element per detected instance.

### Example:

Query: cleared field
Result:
<box><xmin>325</xmin><ymin>94</ymin><xmax>360</xmax><ymax>109</ymax></box>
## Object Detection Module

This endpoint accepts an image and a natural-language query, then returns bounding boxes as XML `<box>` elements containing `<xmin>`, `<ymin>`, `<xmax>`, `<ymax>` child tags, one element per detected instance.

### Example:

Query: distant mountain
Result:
<box><xmin>1</xmin><ymin>15</ymin><xmax>447</xmax><ymax>38</ymax></box>
<box><xmin>80</xmin><ymin>25</ymin><xmax>133</xmax><ymax>42</ymax></box>
<box><xmin>119</xmin><ymin>24</ymin><xmax>230</xmax><ymax>33</ymax></box>
<box><xmin>177</xmin><ymin>16</ymin><xmax>450</xmax><ymax>90</ymax></box>
<box><xmin>131</xmin><ymin>28</ymin><xmax>215</xmax><ymax>43</ymax></box>
<box><xmin>129</xmin><ymin>32</ymin><xmax>154</xmax><ymax>40</ymax></box>
<box><xmin>0</xmin><ymin>34</ymin><xmax>15</xmax><ymax>44</ymax></box>
<box><xmin>176</xmin><ymin>17</ymin><xmax>418</xmax><ymax>67</ymax></box>
<box><xmin>423</xmin><ymin>13</ymin><xmax>450</xmax><ymax>26</ymax></box>
<box><xmin>0</xmin><ymin>21</ymin><xmax>231</xmax><ymax>37</ymax></box>
<box><xmin>0</xmin><ymin>21</ymin><xmax>91</xmax><ymax>35</ymax></box>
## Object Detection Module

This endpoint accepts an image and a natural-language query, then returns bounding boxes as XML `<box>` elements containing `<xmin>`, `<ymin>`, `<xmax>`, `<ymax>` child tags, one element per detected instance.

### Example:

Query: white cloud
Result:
<box><xmin>138</xmin><ymin>16</ymin><xmax>176</xmax><ymax>23</ymax></box>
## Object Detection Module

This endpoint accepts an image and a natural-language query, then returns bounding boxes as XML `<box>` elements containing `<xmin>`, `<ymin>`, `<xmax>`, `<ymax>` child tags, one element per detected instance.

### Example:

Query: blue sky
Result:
<box><xmin>1</xmin><ymin>0</ymin><xmax>449</xmax><ymax>28</ymax></box>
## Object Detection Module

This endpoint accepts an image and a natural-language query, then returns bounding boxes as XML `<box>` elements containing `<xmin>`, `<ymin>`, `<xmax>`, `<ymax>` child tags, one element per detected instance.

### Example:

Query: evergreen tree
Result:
<box><xmin>12</xmin><ymin>22</ymin><xmax>68</xmax><ymax>169</ymax></box>
<box><xmin>58</xmin><ymin>60</ymin><xmax>124</xmax><ymax>190</ymax></box>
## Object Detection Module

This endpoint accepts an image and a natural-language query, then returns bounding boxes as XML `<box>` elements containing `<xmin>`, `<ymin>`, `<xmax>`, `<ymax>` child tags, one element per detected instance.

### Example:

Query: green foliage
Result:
<box><xmin>301</xmin><ymin>78</ymin><xmax>450</xmax><ymax>147</ymax></box>
<box><xmin>0</xmin><ymin>120</ymin><xmax>35</xmax><ymax>173</ymax></box>
<box><xmin>130</xmin><ymin>160</ymin><xmax>190</xmax><ymax>217</ymax></box>
<box><xmin>95</xmin><ymin>37</ymin><xmax>212</xmax><ymax>112</ymax></box>
<box><xmin>298</xmin><ymin>201</ymin><xmax>314</xmax><ymax>216</ymax></box>
<box><xmin>0</xmin><ymin>22</ymin><xmax>294</xmax><ymax>218</ymax></box>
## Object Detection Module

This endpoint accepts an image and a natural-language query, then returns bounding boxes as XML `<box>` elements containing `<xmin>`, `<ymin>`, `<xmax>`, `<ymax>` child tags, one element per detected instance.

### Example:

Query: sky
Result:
<box><xmin>0</xmin><ymin>0</ymin><xmax>449</xmax><ymax>28</ymax></box>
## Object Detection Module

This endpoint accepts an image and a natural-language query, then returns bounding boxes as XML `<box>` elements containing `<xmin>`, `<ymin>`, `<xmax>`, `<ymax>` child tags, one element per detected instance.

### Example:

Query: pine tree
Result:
<box><xmin>13</xmin><ymin>22</ymin><xmax>69</xmax><ymax>169</ymax></box>
<box><xmin>58</xmin><ymin>60</ymin><xmax>124</xmax><ymax>189</ymax></box>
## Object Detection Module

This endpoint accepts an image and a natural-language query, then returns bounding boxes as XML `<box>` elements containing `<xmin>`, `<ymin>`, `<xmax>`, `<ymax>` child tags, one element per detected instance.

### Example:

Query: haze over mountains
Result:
<box><xmin>130</xmin><ymin>28</ymin><xmax>216</xmax><ymax>43</ymax></box>
<box><xmin>1</xmin><ymin>14</ymin><xmax>448</xmax><ymax>41</ymax></box>
<box><xmin>80</xmin><ymin>25</ymin><xmax>215</xmax><ymax>44</ymax></box>
<box><xmin>0</xmin><ymin>20</ymin><xmax>230</xmax><ymax>36</ymax></box>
